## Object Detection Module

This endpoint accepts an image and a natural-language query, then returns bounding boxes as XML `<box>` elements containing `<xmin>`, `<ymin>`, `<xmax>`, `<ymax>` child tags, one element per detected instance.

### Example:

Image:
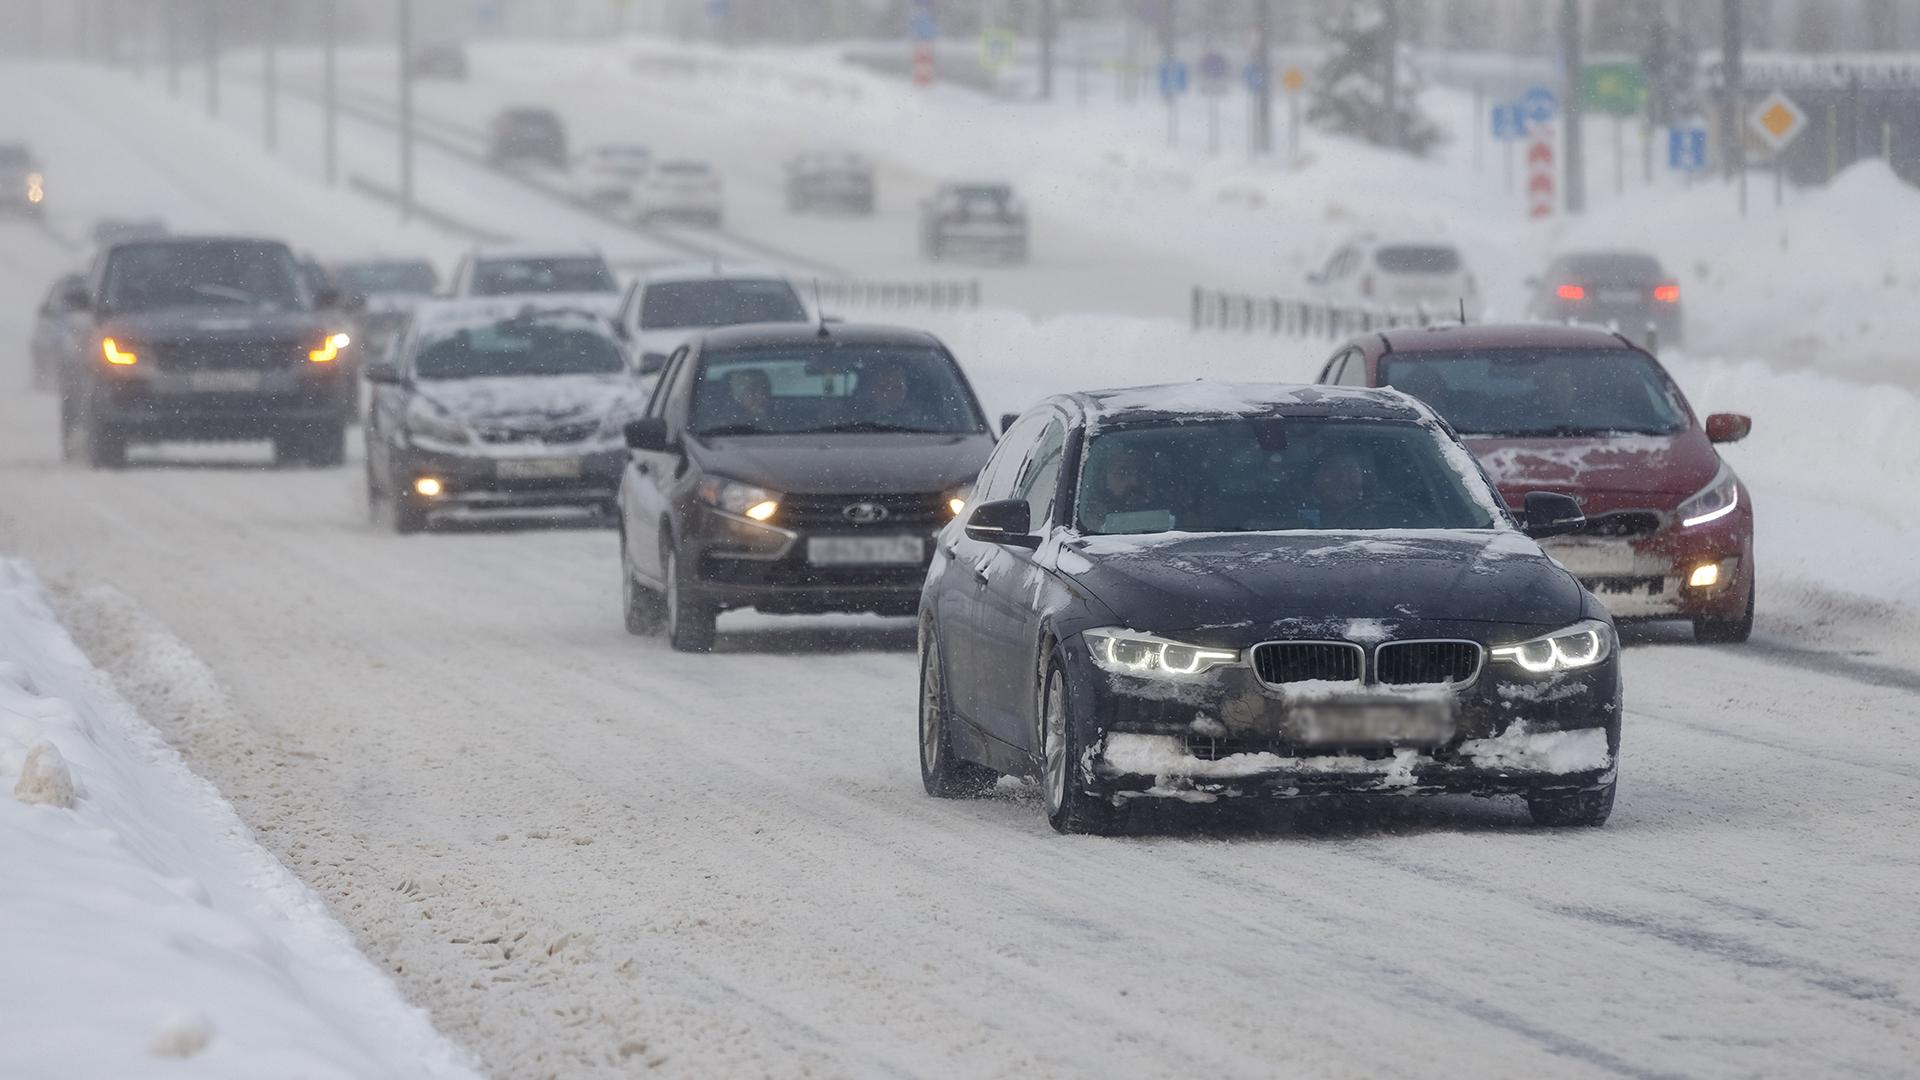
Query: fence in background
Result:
<box><xmin>817</xmin><ymin>278</ymin><xmax>982</xmax><ymax>313</ymax></box>
<box><xmin>1190</xmin><ymin>286</ymin><xmax>1444</xmax><ymax>338</ymax></box>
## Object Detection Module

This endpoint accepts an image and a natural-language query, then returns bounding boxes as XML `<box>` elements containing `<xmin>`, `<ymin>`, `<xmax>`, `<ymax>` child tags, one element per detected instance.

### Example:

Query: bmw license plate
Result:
<box><xmin>495</xmin><ymin>457</ymin><xmax>582</xmax><ymax>480</ymax></box>
<box><xmin>185</xmin><ymin>371</ymin><xmax>264</xmax><ymax>392</ymax></box>
<box><xmin>1290</xmin><ymin>701</ymin><xmax>1455</xmax><ymax>748</ymax></box>
<box><xmin>806</xmin><ymin>535</ymin><xmax>924</xmax><ymax>566</ymax></box>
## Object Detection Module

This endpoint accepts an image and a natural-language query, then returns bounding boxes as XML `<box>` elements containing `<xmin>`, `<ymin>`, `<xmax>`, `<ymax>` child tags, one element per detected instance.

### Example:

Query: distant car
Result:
<box><xmin>785</xmin><ymin>150</ymin><xmax>875</xmax><ymax>214</ymax></box>
<box><xmin>330</xmin><ymin>257</ymin><xmax>439</xmax><ymax>357</ymax></box>
<box><xmin>446</xmin><ymin>243</ymin><xmax>620</xmax><ymax>316</ymax></box>
<box><xmin>572</xmin><ymin>143</ymin><xmax>652</xmax><ymax>209</ymax></box>
<box><xmin>408</xmin><ymin>42</ymin><xmax>468</xmax><ymax>81</ymax></box>
<box><xmin>486</xmin><ymin>107</ymin><xmax>566</xmax><ymax>169</ymax></box>
<box><xmin>364</xmin><ymin>300</ymin><xmax>643</xmax><ymax>533</ymax></box>
<box><xmin>920</xmin><ymin>182</ymin><xmax>1027</xmax><ymax>263</ymax></box>
<box><xmin>90</xmin><ymin>217</ymin><xmax>168</xmax><ymax>248</ymax></box>
<box><xmin>1528</xmin><ymin>250</ymin><xmax>1684</xmax><ymax>348</ymax></box>
<box><xmin>633</xmin><ymin>159</ymin><xmax>723</xmax><ymax>227</ymax></box>
<box><xmin>617</xmin><ymin>323</ymin><xmax>994</xmax><ymax>651</ymax></box>
<box><xmin>921</xmin><ymin>382</ymin><xmax>1620</xmax><ymax>834</ymax></box>
<box><xmin>1308</xmin><ymin>232</ymin><xmax>1480</xmax><ymax>319</ymax></box>
<box><xmin>1320</xmin><ymin>322</ymin><xmax>1754</xmax><ymax>642</ymax></box>
<box><xmin>611</xmin><ymin>265</ymin><xmax>810</xmax><ymax>373</ymax></box>
<box><xmin>58</xmin><ymin>235</ymin><xmax>355</xmax><ymax>469</ymax></box>
<box><xmin>0</xmin><ymin>142</ymin><xmax>45</xmax><ymax>216</ymax></box>
<box><xmin>30</xmin><ymin>272</ymin><xmax>90</xmax><ymax>392</ymax></box>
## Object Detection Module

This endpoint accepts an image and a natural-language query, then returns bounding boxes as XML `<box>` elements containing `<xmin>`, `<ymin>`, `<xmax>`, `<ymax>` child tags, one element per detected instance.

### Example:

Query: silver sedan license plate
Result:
<box><xmin>1291</xmin><ymin>700</ymin><xmax>1456</xmax><ymax>748</ymax></box>
<box><xmin>496</xmin><ymin>457</ymin><xmax>582</xmax><ymax>480</ymax></box>
<box><xmin>807</xmin><ymin>535</ymin><xmax>924</xmax><ymax>566</ymax></box>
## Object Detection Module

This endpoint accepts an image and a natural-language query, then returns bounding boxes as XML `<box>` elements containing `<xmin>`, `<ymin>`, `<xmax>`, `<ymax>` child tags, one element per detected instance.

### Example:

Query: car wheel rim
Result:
<box><xmin>920</xmin><ymin>643</ymin><xmax>943</xmax><ymax>772</ymax></box>
<box><xmin>1043</xmin><ymin>673</ymin><xmax>1068</xmax><ymax>814</ymax></box>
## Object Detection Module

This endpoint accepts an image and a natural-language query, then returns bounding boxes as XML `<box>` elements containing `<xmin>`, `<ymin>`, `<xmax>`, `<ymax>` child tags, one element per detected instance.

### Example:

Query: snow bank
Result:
<box><xmin>0</xmin><ymin>559</ymin><xmax>479</xmax><ymax>1080</ymax></box>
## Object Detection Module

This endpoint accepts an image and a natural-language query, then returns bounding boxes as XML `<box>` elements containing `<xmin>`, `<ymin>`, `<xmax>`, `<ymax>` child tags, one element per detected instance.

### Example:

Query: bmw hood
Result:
<box><xmin>415</xmin><ymin>373</ymin><xmax>642</xmax><ymax>428</ymax></box>
<box><xmin>691</xmin><ymin>432</ymin><xmax>994</xmax><ymax>496</ymax></box>
<box><xmin>1062</xmin><ymin>529</ymin><xmax>1585</xmax><ymax>632</ymax></box>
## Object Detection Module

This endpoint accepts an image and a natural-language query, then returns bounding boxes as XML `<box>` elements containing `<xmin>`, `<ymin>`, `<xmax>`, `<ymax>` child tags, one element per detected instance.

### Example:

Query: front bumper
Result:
<box><xmin>1065</xmin><ymin>630</ymin><xmax>1620</xmax><ymax>805</ymax></box>
<box><xmin>95</xmin><ymin>368</ymin><xmax>352</xmax><ymax>438</ymax></box>
<box><xmin>399</xmin><ymin>444</ymin><xmax>624</xmax><ymax>511</ymax></box>
<box><xmin>1544</xmin><ymin>509</ymin><xmax>1751</xmax><ymax>620</ymax></box>
<box><xmin>684</xmin><ymin>505</ymin><xmax>942</xmax><ymax>616</ymax></box>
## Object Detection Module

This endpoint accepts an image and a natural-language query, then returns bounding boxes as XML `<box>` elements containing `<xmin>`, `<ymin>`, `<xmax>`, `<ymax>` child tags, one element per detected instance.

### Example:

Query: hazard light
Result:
<box><xmin>1556</xmin><ymin>284</ymin><xmax>1585</xmax><ymax>301</ymax></box>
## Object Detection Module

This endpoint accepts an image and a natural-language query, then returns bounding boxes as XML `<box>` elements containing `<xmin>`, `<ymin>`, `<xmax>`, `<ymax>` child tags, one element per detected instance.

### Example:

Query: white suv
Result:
<box><xmin>1308</xmin><ymin>232</ymin><xmax>1480</xmax><ymax>320</ymax></box>
<box><xmin>612</xmin><ymin>265</ymin><xmax>810</xmax><ymax>373</ymax></box>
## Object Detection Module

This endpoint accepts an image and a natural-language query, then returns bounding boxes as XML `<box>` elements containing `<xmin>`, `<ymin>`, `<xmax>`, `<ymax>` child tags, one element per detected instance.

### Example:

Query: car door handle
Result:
<box><xmin>967</xmin><ymin>559</ymin><xmax>990</xmax><ymax>587</ymax></box>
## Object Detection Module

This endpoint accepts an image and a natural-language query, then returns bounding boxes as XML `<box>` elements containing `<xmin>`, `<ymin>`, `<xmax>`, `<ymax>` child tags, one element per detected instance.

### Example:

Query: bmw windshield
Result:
<box><xmin>1380</xmin><ymin>349</ymin><xmax>1690</xmax><ymax>438</ymax></box>
<box><xmin>1077</xmin><ymin>416</ymin><xmax>1498</xmax><ymax>535</ymax></box>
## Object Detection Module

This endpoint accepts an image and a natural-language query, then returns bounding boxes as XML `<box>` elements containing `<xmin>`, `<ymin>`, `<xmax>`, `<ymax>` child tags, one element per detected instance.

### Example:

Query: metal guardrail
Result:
<box><xmin>817</xmin><ymin>278</ymin><xmax>982</xmax><ymax>312</ymax></box>
<box><xmin>1190</xmin><ymin>286</ymin><xmax>1443</xmax><ymax>338</ymax></box>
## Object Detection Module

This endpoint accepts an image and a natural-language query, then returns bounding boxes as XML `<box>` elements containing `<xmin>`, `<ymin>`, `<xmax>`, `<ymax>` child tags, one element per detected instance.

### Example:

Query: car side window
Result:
<box><xmin>976</xmin><ymin>413</ymin><xmax>1048</xmax><ymax>503</ymax></box>
<box><xmin>1012</xmin><ymin>419</ymin><xmax>1067</xmax><ymax>529</ymax></box>
<box><xmin>1336</xmin><ymin>349</ymin><xmax>1370</xmax><ymax>386</ymax></box>
<box><xmin>1318</xmin><ymin>349</ymin><xmax>1349</xmax><ymax>384</ymax></box>
<box><xmin>644</xmin><ymin>347</ymin><xmax>688</xmax><ymax>420</ymax></box>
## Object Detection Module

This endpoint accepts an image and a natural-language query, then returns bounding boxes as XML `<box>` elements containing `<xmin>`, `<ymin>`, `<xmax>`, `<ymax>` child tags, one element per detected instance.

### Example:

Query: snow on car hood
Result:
<box><xmin>1065</xmin><ymin>529</ymin><xmax>1583</xmax><ymax>630</ymax></box>
<box><xmin>690</xmin><ymin>432</ymin><xmax>994</xmax><ymax>496</ymax></box>
<box><xmin>415</xmin><ymin>373</ymin><xmax>641</xmax><ymax>427</ymax></box>
<box><xmin>1468</xmin><ymin>430</ymin><xmax>1721</xmax><ymax>505</ymax></box>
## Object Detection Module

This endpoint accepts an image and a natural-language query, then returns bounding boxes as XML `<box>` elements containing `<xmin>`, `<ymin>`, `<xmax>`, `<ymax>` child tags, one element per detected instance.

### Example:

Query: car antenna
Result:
<box><xmin>813</xmin><ymin>278</ymin><xmax>831</xmax><ymax>339</ymax></box>
<box><xmin>1458</xmin><ymin>297</ymin><xmax>1468</xmax><ymax>324</ymax></box>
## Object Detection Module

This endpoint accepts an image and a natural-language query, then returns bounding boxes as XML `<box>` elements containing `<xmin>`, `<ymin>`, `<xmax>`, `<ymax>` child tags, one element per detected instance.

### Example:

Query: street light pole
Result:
<box><xmin>263</xmin><ymin>0</ymin><xmax>278</xmax><ymax>153</ymax></box>
<box><xmin>1561</xmin><ymin>0</ymin><xmax>1586</xmax><ymax>214</ymax></box>
<box><xmin>1723</xmin><ymin>0</ymin><xmax>1747</xmax><ymax>216</ymax></box>
<box><xmin>399</xmin><ymin>0</ymin><xmax>416</xmax><ymax>222</ymax></box>
<box><xmin>324</xmin><ymin>0</ymin><xmax>338</xmax><ymax>186</ymax></box>
<box><xmin>205</xmin><ymin>0</ymin><xmax>219</xmax><ymax>119</ymax></box>
<box><xmin>1253</xmin><ymin>0</ymin><xmax>1273</xmax><ymax>156</ymax></box>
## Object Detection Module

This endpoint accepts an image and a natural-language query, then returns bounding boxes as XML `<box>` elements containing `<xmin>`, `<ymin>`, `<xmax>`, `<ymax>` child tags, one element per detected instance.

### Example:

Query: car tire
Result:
<box><xmin>664</xmin><ymin>545</ymin><xmax>716</xmax><ymax>653</ymax></box>
<box><xmin>919</xmin><ymin>625</ymin><xmax>998</xmax><ymax>798</ymax></box>
<box><xmin>1041</xmin><ymin>655</ymin><xmax>1124</xmax><ymax>836</ymax></box>
<box><xmin>389</xmin><ymin>485</ymin><xmax>429</xmax><ymax>535</ymax></box>
<box><xmin>621</xmin><ymin>531</ymin><xmax>665</xmax><ymax>636</ymax></box>
<box><xmin>86</xmin><ymin>417</ymin><xmax>127</xmax><ymax>470</ymax></box>
<box><xmin>1526</xmin><ymin>779</ymin><xmax>1617</xmax><ymax>827</ymax></box>
<box><xmin>302</xmin><ymin>422</ymin><xmax>347</xmax><ymax>468</ymax></box>
<box><xmin>1694</xmin><ymin>578</ymin><xmax>1755</xmax><ymax>643</ymax></box>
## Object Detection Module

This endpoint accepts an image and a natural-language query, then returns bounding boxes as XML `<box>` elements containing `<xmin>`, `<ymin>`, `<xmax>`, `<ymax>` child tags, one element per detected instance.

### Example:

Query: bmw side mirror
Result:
<box><xmin>1521</xmin><ymin>491</ymin><xmax>1585</xmax><ymax>539</ymax></box>
<box><xmin>637</xmin><ymin>351</ymin><xmax>668</xmax><ymax>375</ymax></box>
<box><xmin>624</xmin><ymin>417</ymin><xmax>670</xmax><ymax>452</ymax></box>
<box><xmin>964</xmin><ymin>498</ymin><xmax>1040</xmax><ymax>549</ymax></box>
<box><xmin>1705</xmin><ymin>413</ymin><xmax>1752</xmax><ymax>444</ymax></box>
<box><xmin>998</xmin><ymin>412</ymin><xmax>1020</xmax><ymax>434</ymax></box>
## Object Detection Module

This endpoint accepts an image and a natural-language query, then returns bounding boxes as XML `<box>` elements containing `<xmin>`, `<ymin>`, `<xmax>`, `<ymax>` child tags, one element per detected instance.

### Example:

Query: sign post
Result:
<box><xmin>1527</xmin><ymin>135</ymin><xmax>1556</xmax><ymax>219</ymax></box>
<box><xmin>1749</xmin><ymin>90</ymin><xmax>1807</xmax><ymax>208</ymax></box>
<box><xmin>1282</xmin><ymin>66</ymin><xmax>1305</xmax><ymax>164</ymax></box>
<box><xmin>1583</xmin><ymin>62</ymin><xmax>1646</xmax><ymax>196</ymax></box>
<box><xmin>908</xmin><ymin>1</ymin><xmax>936</xmax><ymax>88</ymax></box>
<box><xmin>1159</xmin><ymin>57</ymin><xmax>1189</xmax><ymax>147</ymax></box>
<box><xmin>1492</xmin><ymin>102</ymin><xmax>1525</xmax><ymax>194</ymax></box>
<box><xmin>1199</xmin><ymin>50</ymin><xmax>1229</xmax><ymax>156</ymax></box>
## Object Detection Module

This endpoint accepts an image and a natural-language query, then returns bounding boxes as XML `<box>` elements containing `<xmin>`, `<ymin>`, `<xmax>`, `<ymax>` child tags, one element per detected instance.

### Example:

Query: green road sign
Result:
<box><xmin>1583</xmin><ymin>63</ymin><xmax>1646</xmax><ymax>116</ymax></box>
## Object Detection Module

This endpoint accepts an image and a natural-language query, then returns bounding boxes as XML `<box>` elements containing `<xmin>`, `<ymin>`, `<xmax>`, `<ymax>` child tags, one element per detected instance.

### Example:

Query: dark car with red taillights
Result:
<box><xmin>1320</xmin><ymin>323</ymin><xmax>1754</xmax><ymax>642</ymax></box>
<box><xmin>1526</xmin><ymin>250</ymin><xmax>1684</xmax><ymax>348</ymax></box>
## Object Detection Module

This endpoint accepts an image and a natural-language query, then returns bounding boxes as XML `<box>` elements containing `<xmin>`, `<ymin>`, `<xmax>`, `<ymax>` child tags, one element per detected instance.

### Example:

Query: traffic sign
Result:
<box><xmin>1243</xmin><ymin>61</ymin><xmax>1267</xmax><ymax>94</ymax></box>
<box><xmin>1582</xmin><ymin>62</ymin><xmax>1646</xmax><ymax>116</ymax></box>
<box><xmin>1492</xmin><ymin>102</ymin><xmax>1525</xmax><ymax>141</ymax></box>
<box><xmin>912</xmin><ymin>44</ymin><xmax>935</xmax><ymax>87</ymax></box>
<box><xmin>907</xmin><ymin>8</ymin><xmax>937</xmax><ymax>42</ymax></box>
<box><xmin>1158</xmin><ymin>59</ymin><xmax>1189</xmax><ymax>99</ymax></box>
<box><xmin>1527</xmin><ymin>136</ymin><xmax>1556</xmax><ymax>219</ymax></box>
<box><xmin>980</xmin><ymin>28</ymin><xmax>1015</xmax><ymax>74</ymax></box>
<box><xmin>1668</xmin><ymin>126</ymin><xmax>1708</xmax><ymax>172</ymax></box>
<box><xmin>1521</xmin><ymin>86</ymin><xmax>1558</xmax><ymax>127</ymax></box>
<box><xmin>1749</xmin><ymin>91</ymin><xmax>1808</xmax><ymax>152</ymax></box>
<box><xmin>1281</xmin><ymin>66</ymin><xmax>1305</xmax><ymax>94</ymax></box>
<box><xmin>1198</xmin><ymin>51</ymin><xmax>1229</xmax><ymax>96</ymax></box>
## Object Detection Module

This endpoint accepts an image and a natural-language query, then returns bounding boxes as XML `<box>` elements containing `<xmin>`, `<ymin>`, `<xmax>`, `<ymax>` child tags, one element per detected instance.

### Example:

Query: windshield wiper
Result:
<box><xmin>695</xmin><ymin>423</ymin><xmax>775</xmax><ymax>437</ymax></box>
<box><xmin>809</xmin><ymin>421</ymin><xmax>947</xmax><ymax>434</ymax></box>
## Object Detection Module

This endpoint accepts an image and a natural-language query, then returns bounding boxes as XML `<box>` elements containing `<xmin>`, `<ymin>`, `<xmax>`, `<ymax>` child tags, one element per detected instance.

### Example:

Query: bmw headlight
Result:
<box><xmin>1490</xmin><ymin>619</ymin><xmax>1613</xmax><ymax>674</ymax></box>
<box><xmin>405</xmin><ymin>397</ymin><xmax>471</xmax><ymax>447</ymax></box>
<box><xmin>1084</xmin><ymin>628</ymin><xmax>1241</xmax><ymax>678</ymax></box>
<box><xmin>696</xmin><ymin>477</ymin><xmax>780</xmax><ymax>522</ymax></box>
<box><xmin>1677</xmin><ymin>463</ymin><xmax>1740</xmax><ymax>528</ymax></box>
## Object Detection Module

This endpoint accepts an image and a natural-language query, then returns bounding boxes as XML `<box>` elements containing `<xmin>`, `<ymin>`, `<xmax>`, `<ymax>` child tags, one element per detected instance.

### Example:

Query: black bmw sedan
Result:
<box><xmin>919</xmin><ymin>383</ymin><xmax>1621</xmax><ymax>834</ymax></box>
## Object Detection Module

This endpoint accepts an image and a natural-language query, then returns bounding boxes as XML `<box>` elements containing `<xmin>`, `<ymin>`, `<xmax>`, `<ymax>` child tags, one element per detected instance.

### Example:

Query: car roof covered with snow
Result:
<box><xmin>639</xmin><ymin>262</ymin><xmax>793</xmax><ymax>286</ymax></box>
<box><xmin>1374</xmin><ymin>321</ymin><xmax>1638</xmax><ymax>355</ymax></box>
<box><xmin>1070</xmin><ymin>381</ymin><xmax>1436</xmax><ymax>430</ymax></box>
<box><xmin>466</xmin><ymin>241</ymin><xmax>605</xmax><ymax>262</ymax></box>
<box><xmin>410</xmin><ymin>296</ymin><xmax>615</xmax><ymax>338</ymax></box>
<box><xmin>696</xmin><ymin>321</ymin><xmax>946</xmax><ymax>354</ymax></box>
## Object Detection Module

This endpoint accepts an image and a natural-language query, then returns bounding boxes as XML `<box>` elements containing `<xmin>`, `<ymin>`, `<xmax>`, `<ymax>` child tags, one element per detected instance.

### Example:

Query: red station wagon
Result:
<box><xmin>1318</xmin><ymin>324</ymin><xmax>1755</xmax><ymax>642</ymax></box>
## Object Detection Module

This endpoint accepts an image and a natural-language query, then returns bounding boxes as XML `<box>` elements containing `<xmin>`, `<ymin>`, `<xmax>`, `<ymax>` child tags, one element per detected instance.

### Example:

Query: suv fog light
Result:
<box><xmin>414</xmin><ymin>476</ymin><xmax>445</xmax><ymax>498</ymax></box>
<box><xmin>1688</xmin><ymin>563</ymin><xmax>1721</xmax><ymax>589</ymax></box>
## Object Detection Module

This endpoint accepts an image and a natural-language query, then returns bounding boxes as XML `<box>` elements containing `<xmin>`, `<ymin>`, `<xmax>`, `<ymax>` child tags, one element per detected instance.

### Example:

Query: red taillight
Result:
<box><xmin>1556</xmin><ymin>284</ymin><xmax>1586</xmax><ymax>301</ymax></box>
<box><xmin>1654</xmin><ymin>284</ymin><xmax>1680</xmax><ymax>303</ymax></box>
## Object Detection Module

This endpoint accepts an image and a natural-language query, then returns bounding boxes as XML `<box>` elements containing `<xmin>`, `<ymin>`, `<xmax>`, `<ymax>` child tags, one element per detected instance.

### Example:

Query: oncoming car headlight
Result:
<box><xmin>1678</xmin><ymin>464</ymin><xmax>1740</xmax><ymax>528</ymax></box>
<box><xmin>943</xmin><ymin>482</ymin><xmax>973</xmax><ymax>517</ymax></box>
<box><xmin>405</xmin><ymin>398</ymin><xmax>471</xmax><ymax>447</ymax></box>
<box><xmin>697</xmin><ymin>477</ymin><xmax>780</xmax><ymax>523</ymax></box>
<box><xmin>1490</xmin><ymin>619</ymin><xmax>1613</xmax><ymax>675</ymax></box>
<box><xmin>1084</xmin><ymin>628</ymin><xmax>1240</xmax><ymax>678</ymax></box>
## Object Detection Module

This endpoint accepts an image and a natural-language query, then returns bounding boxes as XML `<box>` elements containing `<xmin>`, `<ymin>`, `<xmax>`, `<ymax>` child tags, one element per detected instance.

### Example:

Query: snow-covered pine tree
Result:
<box><xmin>1307</xmin><ymin>0</ymin><xmax>1443</xmax><ymax>156</ymax></box>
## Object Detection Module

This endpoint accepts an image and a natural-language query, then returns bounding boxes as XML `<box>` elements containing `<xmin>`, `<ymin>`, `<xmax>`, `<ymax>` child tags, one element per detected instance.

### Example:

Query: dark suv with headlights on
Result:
<box><xmin>1321</xmin><ymin>323</ymin><xmax>1754</xmax><ymax>642</ymax></box>
<box><xmin>920</xmin><ymin>383</ymin><xmax>1619</xmax><ymax>835</ymax></box>
<box><xmin>618</xmin><ymin>323</ymin><xmax>995</xmax><ymax>651</ymax></box>
<box><xmin>59</xmin><ymin>236</ymin><xmax>353</xmax><ymax>468</ymax></box>
<box><xmin>364</xmin><ymin>300</ymin><xmax>645</xmax><ymax>533</ymax></box>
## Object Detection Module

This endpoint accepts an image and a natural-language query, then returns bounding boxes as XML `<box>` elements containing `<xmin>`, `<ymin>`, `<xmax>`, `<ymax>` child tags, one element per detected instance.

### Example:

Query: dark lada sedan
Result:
<box><xmin>919</xmin><ymin>383</ymin><xmax>1621</xmax><ymax>835</ymax></box>
<box><xmin>618</xmin><ymin>323</ymin><xmax>995</xmax><ymax>651</ymax></box>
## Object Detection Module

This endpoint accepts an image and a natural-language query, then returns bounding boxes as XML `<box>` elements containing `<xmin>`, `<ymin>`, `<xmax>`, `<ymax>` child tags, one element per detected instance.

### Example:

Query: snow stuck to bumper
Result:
<box><xmin>0</xmin><ymin>558</ymin><xmax>480</xmax><ymax>1079</ymax></box>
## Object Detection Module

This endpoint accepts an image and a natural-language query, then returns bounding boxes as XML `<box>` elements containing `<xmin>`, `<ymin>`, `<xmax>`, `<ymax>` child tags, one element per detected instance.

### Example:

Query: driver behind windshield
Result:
<box><xmin>689</xmin><ymin>348</ymin><xmax>983</xmax><ymax>437</ymax></box>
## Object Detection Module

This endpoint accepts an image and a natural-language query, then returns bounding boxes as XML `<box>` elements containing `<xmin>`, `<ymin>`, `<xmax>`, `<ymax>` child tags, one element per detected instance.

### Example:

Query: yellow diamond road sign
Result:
<box><xmin>1749</xmin><ymin>91</ymin><xmax>1808</xmax><ymax>152</ymax></box>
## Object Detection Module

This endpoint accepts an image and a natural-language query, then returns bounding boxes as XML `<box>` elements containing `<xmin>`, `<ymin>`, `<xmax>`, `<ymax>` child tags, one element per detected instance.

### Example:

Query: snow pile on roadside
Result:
<box><xmin>0</xmin><ymin>558</ymin><xmax>479</xmax><ymax>1079</ymax></box>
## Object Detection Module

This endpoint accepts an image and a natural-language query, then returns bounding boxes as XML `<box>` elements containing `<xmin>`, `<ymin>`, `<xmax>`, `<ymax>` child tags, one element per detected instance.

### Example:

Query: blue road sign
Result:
<box><xmin>704</xmin><ymin>0</ymin><xmax>729</xmax><ymax>18</ymax></box>
<box><xmin>1492</xmin><ymin>103</ymin><xmax>1525</xmax><ymax>141</ymax></box>
<box><xmin>908</xmin><ymin>8</ymin><xmax>937</xmax><ymax>42</ymax></box>
<box><xmin>1159</xmin><ymin>59</ymin><xmax>1189</xmax><ymax>99</ymax></box>
<box><xmin>475</xmin><ymin>0</ymin><xmax>500</xmax><ymax>24</ymax></box>
<box><xmin>1668</xmin><ymin>126</ymin><xmax>1708</xmax><ymax>172</ymax></box>
<box><xmin>1243</xmin><ymin>61</ymin><xmax>1268</xmax><ymax>93</ymax></box>
<box><xmin>1522</xmin><ymin>86</ymin><xmax>1558</xmax><ymax>127</ymax></box>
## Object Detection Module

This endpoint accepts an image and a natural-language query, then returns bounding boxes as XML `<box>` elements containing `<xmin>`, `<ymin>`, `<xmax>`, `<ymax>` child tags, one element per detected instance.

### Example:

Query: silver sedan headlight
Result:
<box><xmin>406</xmin><ymin>398</ymin><xmax>471</xmax><ymax>447</ymax></box>
<box><xmin>1490</xmin><ymin>619</ymin><xmax>1613</xmax><ymax>674</ymax></box>
<box><xmin>1084</xmin><ymin>628</ymin><xmax>1241</xmax><ymax>678</ymax></box>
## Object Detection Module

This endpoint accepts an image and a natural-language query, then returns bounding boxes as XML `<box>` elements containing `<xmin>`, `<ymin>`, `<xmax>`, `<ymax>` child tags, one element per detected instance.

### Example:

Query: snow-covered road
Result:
<box><xmin>6</xmin><ymin>52</ymin><xmax>1920</xmax><ymax>1079</ymax></box>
